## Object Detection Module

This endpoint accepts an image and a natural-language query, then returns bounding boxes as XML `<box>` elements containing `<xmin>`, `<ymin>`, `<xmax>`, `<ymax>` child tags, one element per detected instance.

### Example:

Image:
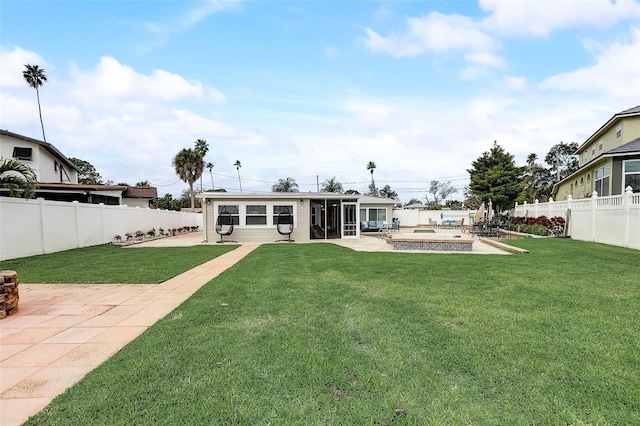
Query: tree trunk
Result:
<box><xmin>36</xmin><ymin>87</ymin><xmax>46</xmax><ymax>142</ymax></box>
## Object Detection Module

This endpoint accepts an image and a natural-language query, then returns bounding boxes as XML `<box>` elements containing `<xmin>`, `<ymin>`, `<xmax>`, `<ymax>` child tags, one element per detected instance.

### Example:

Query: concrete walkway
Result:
<box><xmin>0</xmin><ymin>242</ymin><xmax>260</xmax><ymax>426</ymax></box>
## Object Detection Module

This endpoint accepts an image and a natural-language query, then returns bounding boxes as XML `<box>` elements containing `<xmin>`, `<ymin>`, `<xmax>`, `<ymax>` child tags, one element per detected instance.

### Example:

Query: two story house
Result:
<box><xmin>1</xmin><ymin>129</ymin><xmax>157</xmax><ymax>206</ymax></box>
<box><xmin>552</xmin><ymin>106</ymin><xmax>640</xmax><ymax>200</ymax></box>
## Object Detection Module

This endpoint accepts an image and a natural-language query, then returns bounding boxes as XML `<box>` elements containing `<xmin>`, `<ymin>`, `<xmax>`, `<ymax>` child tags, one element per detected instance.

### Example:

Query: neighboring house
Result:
<box><xmin>198</xmin><ymin>192</ymin><xmax>397</xmax><ymax>243</ymax></box>
<box><xmin>1</xmin><ymin>129</ymin><xmax>157</xmax><ymax>206</ymax></box>
<box><xmin>1</xmin><ymin>129</ymin><xmax>79</xmax><ymax>184</ymax></box>
<box><xmin>552</xmin><ymin>106</ymin><xmax>640</xmax><ymax>200</ymax></box>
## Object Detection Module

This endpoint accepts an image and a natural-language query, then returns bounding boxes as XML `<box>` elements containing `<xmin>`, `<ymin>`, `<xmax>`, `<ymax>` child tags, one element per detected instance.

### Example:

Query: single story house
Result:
<box><xmin>198</xmin><ymin>191</ymin><xmax>397</xmax><ymax>243</ymax></box>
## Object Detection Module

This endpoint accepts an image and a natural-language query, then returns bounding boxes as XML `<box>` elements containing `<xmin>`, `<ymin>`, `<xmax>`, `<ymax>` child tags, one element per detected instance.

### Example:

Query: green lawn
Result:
<box><xmin>21</xmin><ymin>239</ymin><xmax>640</xmax><ymax>425</ymax></box>
<box><xmin>0</xmin><ymin>244</ymin><xmax>237</xmax><ymax>283</ymax></box>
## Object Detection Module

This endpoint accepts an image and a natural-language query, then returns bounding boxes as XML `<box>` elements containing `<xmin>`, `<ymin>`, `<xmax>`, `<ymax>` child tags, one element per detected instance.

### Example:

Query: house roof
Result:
<box><xmin>576</xmin><ymin>105</ymin><xmax>640</xmax><ymax>153</ymax></box>
<box><xmin>0</xmin><ymin>129</ymin><xmax>79</xmax><ymax>172</ymax></box>
<box><xmin>122</xmin><ymin>186</ymin><xmax>158</xmax><ymax>199</ymax></box>
<box><xmin>37</xmin><ymin>183</ymin><xmax>128</xmax><ymax>191</ymax></box>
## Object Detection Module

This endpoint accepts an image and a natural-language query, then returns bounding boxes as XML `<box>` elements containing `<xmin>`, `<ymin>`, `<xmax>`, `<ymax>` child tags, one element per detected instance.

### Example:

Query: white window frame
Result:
<box><xmin>594</xmin><ymin>165</ymin><xmax>610</xmax><ymax>196</ymax></box>
<box><xmin>623</xmin><ymin>160</ymin><xmax>640</xmax><ymax>193</ymax></box>
<box><xmin>216</xmin><ymin>202</ymin><xmax>296</xmax><ymax>228</ymax></box>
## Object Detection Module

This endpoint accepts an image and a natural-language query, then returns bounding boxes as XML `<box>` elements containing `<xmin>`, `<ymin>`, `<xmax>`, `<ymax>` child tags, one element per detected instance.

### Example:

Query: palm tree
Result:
<box><xmin>23</xmin><ymin>64</ymin><xmax>48</xmax><ymax>142</ymax></box>
<box><xmin>207</xmin><ymin>162</ymin><xmax>214</xmax><ymax>190</ymax></box>
<box><xmin>0</xmin><ymin>157</ymin><xmax>37</xmax><ymax>198</ymax></box>
<box><xmin>172</xmin><ymin>148</ymin><xmax>203</xmax><ymax>209</ymax></box>
<box><xmin>194</xmin><ymin>139</ymin><xmax>209</xmax><ymax>193</ymax></box>
<box><xmin>234</xmin><ymin>160</ymin><xmax>242</xmax><ymax>192</ymax></box>
<box><xmin>321</xmin><ymin>177</ymin><xmax>343</xmax><ymax>193</ymax></box>
<box><xmin>366</xmin><ymin>161</ymin><xmax>377</xmax><ymax>196</ymax></box>
<box><xmin>272</xmin><ymin>177</ymin><xmax>299</xmax><ymax>192</ymax></box>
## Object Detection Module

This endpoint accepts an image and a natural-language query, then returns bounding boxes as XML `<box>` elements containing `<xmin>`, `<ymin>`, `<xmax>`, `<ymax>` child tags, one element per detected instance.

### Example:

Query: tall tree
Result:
<box><xmin>467</xmin><ymin>141</ymin><xmax>525</xmax><ymax>212</ymax></box>
<box><xmin>462</xmin><ymin>185</ymin><xmax>481</xmax><ymax>210</ymax></box>
<box><xmin>272</xmin><ymin>177</ymin><xmax>299</xmax><ymax>192</ymax></box>
<box><xmin>379</xmin><ymin>184</ymin><xmax>398</xmax><ymax>200</ymax></box>
<box><xmin>23</xmin><ymin>64</ymin><xmax>48</xmax><ymax>142</ymax></box>
<box><xmin>206</xmin><ymin>162</ymin><xmax>214</xmax><ymax>190</ymax></box>
<box><xmin>194</xmin><ymin>139</ymin><xmax>209</xmax><ymax>192</ymax></box>
<box><xmin>172</xmin><ymin>148</ymin><xmax>202</xmax><ymax>209</ymax></box>
<box><xmin>69</xmin><ymin>157</ymin><xmax>103</xmax><ymax>184</ymax></box>
<box><xmin>405</xmin><ymin>198</ymin><xmax>423</xmax><ymax>206</ymax></box>
<box><xmin>520</xmin><ymin>153</ymin><xmax>553</xmax><ymax>203</ymax></box>
<box><xmin>321</xmin><ymin>177</ymin><xmax>343</xmax><ymax>193</ymax></box>
<box><xmin>0</xmin><ymin>158</ymin><xmax>37</xmax><ymax>198</ymax></box>
<box><xmin>366</xmin><ymin>161</ymin><xmax>377</xmax><ymax>195</ymax></box>
<box><xmin>135</xmin><ymin>180</ymin><xmax>150</xmax><ymax>187</ymax></box>
<box><xmin>545</xmin><ymin>142</ymin><xmax>579</xmax><ymax>183</ymax></box>
<box><xmin>425</xmin><ymin>180</ymin><xmax>457</xmax><ymax>209</ymax></box>
<box><xmin>234</xmin><ymin>160</ymin><xmax>242</xmax><ymax>192</ymax></box>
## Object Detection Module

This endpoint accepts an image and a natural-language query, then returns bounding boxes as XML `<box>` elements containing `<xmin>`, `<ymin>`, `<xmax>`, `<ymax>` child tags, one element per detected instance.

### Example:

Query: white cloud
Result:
<box><xmin>65</xmin><ymin>56</ymin><xmax>224</xmax><ymax>106</ymax></box>
<box><xmin>540</xmin><ymin>28</ymin><xmax>640</xmax><ymax>102</ymax></box>
<box><xmin>365</xmin><ymin>12</ymin><xmax>498</xmax><ymax>57</ymax></box>
<box><xmin>0</xmin><ymin>46</ymin><xmax>50</xmax><ymax>88</ymax></box>
<box><xmin>480</xmin><ymin>0</ymin><xmax>640</xmax><ymax>37</ymax></box>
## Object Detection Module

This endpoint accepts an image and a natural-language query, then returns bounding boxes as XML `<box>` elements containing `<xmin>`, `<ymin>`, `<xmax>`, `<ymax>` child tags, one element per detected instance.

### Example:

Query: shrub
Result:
<box><xmin>510</xmin><ymin>216</ymin><xmax>565</xmax><ymax>236</ymax></box>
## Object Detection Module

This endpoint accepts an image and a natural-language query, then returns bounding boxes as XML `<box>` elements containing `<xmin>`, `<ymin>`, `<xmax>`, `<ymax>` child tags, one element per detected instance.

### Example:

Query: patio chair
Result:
<box><xmin>275</xmin><ymin>208</ymin><xmax>295</xmax><ymax>242</ymax></box>
<box><xmin>215</xmin><ymin>211</ymin><xmax>236</xmax><ymax>243</ymax></box>
<box><xmin>391</xmin><ymin>219</ymin><xmax>400</xmax><ymax>232</ymax></box>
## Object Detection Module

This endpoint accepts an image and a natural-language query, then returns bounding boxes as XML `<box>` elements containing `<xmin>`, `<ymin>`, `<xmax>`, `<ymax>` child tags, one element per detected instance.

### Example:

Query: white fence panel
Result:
<box><xmin>512</xmin><ymin>188</ymin><xmax>638</xmax><ymax>250</ymax></box>
<box><xmin>0</xmin><ymin>197</ymin><xmax>202</xmax><ymax>261</ymax></box>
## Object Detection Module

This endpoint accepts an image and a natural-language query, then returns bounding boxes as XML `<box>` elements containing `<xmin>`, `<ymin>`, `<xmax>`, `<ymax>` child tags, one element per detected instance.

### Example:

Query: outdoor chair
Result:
<box><xmin>215</xmin><ymin>211</ymin><xmax>236</xmax><ymax>243</ymax></box>
<box><xmin>276</xmin><ymin>208</ymin><xmax>295</xmax><ymax>242</ymax></box>
<box><xmin>391</xmin><ymin>219</ymin><xmax>400</xmax><ymax>232</ymax></box>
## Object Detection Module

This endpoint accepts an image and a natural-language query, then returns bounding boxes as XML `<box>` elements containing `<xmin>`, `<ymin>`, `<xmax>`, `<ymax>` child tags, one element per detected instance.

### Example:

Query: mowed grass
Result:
<box><xmin>23</xmin><ymin>239</ymin><xmax>640</xmax><ymax>425</ymax></box>
<box><xmin>0</xmin><ymin>244</ymin><xmax>237</xmax><ymax>283</ymax></box>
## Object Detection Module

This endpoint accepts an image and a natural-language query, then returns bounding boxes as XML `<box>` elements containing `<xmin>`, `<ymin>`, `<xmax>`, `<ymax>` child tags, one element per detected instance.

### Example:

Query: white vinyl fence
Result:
<box><xmin>0</xmin><ymin>197</ymin><xmax>202</xmax><ymax>261</ymax></box>
<box><xmin>392</xmin><ymin>209</ymin><xmax>476</xmax><ymax>227</ymax></box>
<box><xmin>513</xmin><ymin>187</ymin><xmax>640</xmax><ymax>250</ymax></box>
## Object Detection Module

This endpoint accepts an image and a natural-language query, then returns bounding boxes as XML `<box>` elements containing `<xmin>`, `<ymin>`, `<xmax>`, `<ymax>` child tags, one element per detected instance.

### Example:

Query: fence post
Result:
<box><xmin>534</xmin><ymin>199</ymin><xmax>539</xmax><ymax>217</ymax></box>
<box><xmin>523</xmin><ymin>201</ymin><xmax>528</xmax><ymax>218</ymax></box>
<box><xmin>38</xmin><ymin>198</ymin><xmax>46</xmax><ymax>255</ymax></box>
<box><xmin>73</xmin><ymin>200</ymin><xmax>80</xmax><ymax>248</ymax></box>
<box><xmin>625</xmin><ymin>186</ymin><xmax>633</xmax><ymax>248</ymax></box>
<box><xmin>548</xmin><ymin>197</ymin><xmax>554</xmax><ymax>217</ymax></box>
<box><xmin>591</xmin><ymin>191</ymin><xmax>598</xmax><ymax>242</ymax></box>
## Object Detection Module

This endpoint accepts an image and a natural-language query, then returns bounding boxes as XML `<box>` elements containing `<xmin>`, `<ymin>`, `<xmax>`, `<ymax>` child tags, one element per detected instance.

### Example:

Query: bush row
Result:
<box><xmin>509</xmin><ymin>216</ymin><xmax>565</xmax><ymax>236</ymax></box>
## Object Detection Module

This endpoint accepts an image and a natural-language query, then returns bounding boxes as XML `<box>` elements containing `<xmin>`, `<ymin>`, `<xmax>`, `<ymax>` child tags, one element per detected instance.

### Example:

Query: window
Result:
<box><xmin>598</xmin><ymin>141</ymin><xmax>603</xmax><ymax>151</ymax></box>
<box><xmin>273</xmin><ymin>205</ymin><xmax>294</xmax><ymax>224</ymax></box>
<box><xmin>218</xmin><ymin>205</ymin><xmax>239</xmax><ymax>225</ymax></box>
<box><xmin>245</xmin><ymin>205</ymin><xmax>267</xmax><ymax>225</ymax></box>
<box><xmin>616</xmin><ymin>124</ymin><xmax>622</xmax><ymax>139</ymax></box>
<box><xmin>368</xmin><ymin>208</ymin><xmax>387</xmax><ymax>222</ymax></box>
<box><xmin>592</xmin><ymin>148</ymin><xmax>596</xmax><ymax>155</ymax></box>
<box><xmin>624</xmin><ymin>160</ymin><xmax>640</xmax><ymax>193</ymax></box>
<box><xmin>587</xmin><ymin>173</ymin><xmax>590</xmax><ymax>182</ymax></box>
<box><xmin>594</xmin><ymin>165</ymin><xmax>610</xmax><ymax>196</ymax></box>
<box><xmin>12</xmin><ymin>147</ymin><xmax>32</xmax><ymax>161</ymax></box>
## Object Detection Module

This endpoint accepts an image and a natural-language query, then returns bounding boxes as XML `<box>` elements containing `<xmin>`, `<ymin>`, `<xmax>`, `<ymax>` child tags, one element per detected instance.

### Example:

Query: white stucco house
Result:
<box><xmin>198</xmin><ymin>191</ymin><xmax>398</xmax><ymax>243</ymax></box>
<box><xmin>1</xmin><ymin>129</ymin><xmax>157</xmax><ymax>206</ymax></box>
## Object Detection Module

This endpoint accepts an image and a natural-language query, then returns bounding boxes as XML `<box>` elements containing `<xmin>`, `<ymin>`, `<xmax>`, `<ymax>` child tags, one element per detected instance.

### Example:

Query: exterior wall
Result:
<box><xmin>122</xmin><ymin>198</ymin><xmax>150</xmax><ymax>208</ymax></box>
<box><xmin>622</xmin><ymin>116</ymin><xmax>640</xmax><ymax>145</ymax></box>
<box><xmin>0</xmin><ymin>134</ymin><xmax>78</xmax><ymax>184</ymax></box>
<box><xmin>513</xmin><ymin>188</ymin><xmax>639</xmax><ymax>250</ymax></box>
<box><xmin>0</xmin><ymin>196</ymin><xmax>202</xmax><ymax>260</ymax></box>
<box><xmin>206</xmin><ymin>197</ymin><xmax>309</xmax><ymax>243</ymax></box>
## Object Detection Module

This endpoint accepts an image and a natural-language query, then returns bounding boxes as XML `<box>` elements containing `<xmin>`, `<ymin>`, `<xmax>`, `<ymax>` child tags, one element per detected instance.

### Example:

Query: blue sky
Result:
<box><xmin>2</xmin><ymin>0</ymin><xmax>640</xmax><ymax>202</ymax></box>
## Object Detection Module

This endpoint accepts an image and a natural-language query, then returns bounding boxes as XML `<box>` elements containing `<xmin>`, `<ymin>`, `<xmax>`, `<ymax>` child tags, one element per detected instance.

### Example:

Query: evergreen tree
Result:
<box><xmin>467</xmin><ymin>141</ymin><xmax>524</xmax><ymax>212</ymax></box>
<box><xmin>69</xmin><ymin>157</ymin><xmax>103</xmax><ymax>184</ymax></box>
